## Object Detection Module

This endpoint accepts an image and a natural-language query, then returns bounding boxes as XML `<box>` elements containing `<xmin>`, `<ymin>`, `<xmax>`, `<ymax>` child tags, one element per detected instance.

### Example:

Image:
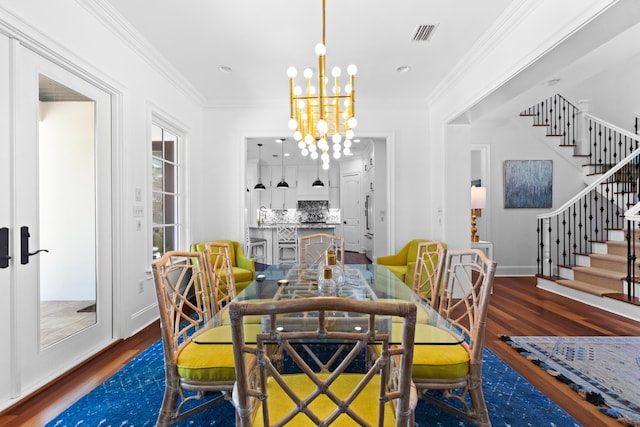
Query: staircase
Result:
<box><xmin>520</xmin><ymin>94</ymin><xmax>640</xmax><ymax>321</ymax></box>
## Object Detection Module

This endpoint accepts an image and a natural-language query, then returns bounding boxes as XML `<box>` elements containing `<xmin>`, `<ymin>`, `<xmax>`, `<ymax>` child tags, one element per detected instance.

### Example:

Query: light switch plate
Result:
<box><xmin>133</xmin><ymin>205</ymin><xmax>144</xmax><ymax>217</ymax></box>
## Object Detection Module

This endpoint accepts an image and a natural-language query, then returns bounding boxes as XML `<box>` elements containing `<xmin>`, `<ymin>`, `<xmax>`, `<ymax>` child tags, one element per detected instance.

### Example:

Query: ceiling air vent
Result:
<box><xmin>411</xmin><ymin>24</ymin><xmax>438</xmax><ymax>42</ymax></box>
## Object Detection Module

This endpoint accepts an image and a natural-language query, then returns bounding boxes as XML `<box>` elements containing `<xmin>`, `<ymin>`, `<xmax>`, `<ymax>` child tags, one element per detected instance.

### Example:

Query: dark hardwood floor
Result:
<box><xmin>2</xmin><ymin>271</ymin><xmax>638</xmax><ymax>426</ymax></box>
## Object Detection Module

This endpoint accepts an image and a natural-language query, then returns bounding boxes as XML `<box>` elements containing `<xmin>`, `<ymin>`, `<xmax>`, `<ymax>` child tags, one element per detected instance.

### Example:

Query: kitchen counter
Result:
<box><xmin>248</xmin><ymin>223</ymin><xmax>340</xmax><ymax>264</ymax></box>
<box><xmin>250</xmin><ymin>223</ymin><xmax>337</xmax><ymax>229</ymax></box>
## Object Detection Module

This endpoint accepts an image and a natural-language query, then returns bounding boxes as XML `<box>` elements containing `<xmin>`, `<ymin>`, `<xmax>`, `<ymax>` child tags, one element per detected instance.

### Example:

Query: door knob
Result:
<box><xmin>0</xmin><ymin>227</ymin><xmax>9</xmax><ymax>269</ymax></box>
<box><xmin>20</xmin><ymin>226</ymin><xmax>49</xmax><ymax>265</ymax></box>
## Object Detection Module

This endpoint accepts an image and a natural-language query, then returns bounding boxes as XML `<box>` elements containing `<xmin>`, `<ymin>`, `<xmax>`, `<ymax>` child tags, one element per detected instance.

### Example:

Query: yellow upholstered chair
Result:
<box><xmin>229</xmin><ymin>297</ymin><xmax>417</xmax><ymax>427</ymax></box>
<box><xmin>412</xmin><ymin>249</ymin><xmax>496</xmax><ymax>427</ymax></box>
<box><xmin>191</xmin><ymin>240</ymin><xmax>255</xmax><ymax>293</ymax></box>
<box><xmin>151</xmin><ymin>251</ymin><xmax>235</xmax><ymax>426</ymax></box>
<box><xmin>377</xmin><ymin>239</ymin><xmax>446</xmax><ymax>286</ymax></box>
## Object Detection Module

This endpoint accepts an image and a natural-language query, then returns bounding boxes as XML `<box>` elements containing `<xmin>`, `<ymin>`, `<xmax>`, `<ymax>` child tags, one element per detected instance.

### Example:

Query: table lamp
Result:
<box><xmin>471</xmin><ymin>186</ymin><xmax>486</xmax><ymax>243</ymax></box>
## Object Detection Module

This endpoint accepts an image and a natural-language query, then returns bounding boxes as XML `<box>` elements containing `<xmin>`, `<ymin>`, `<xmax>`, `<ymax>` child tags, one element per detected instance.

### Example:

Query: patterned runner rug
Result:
<box><xmin>501</xmin><ymin>335</ymin><xmax>640</xmax><ymax>426</ymax></box>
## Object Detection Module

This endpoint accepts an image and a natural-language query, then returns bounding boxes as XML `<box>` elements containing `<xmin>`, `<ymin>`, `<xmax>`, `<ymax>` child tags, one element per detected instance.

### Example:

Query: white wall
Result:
<box><xmin>427</xmin><ymin>0</ymin><xmax>621</xmax><ymax>271</ymax></box>
<box><xmin>471</xmin><ymin>118</ymin><xmax>586</xmax><ymax>275</ymax></box>
<box><xmin>564</xmin><ymin>50</ymin><xmax>640</xmax><ymax>131</ymax></box>
<box><xmin>373</xmin><ymin>138</ymin><xmax>388</xmax><ymax>256</ymax></box>
<box><xmin>197</xmin><ymin>104</ymin><xmax>429</xmax><ymax>254</ymax></box>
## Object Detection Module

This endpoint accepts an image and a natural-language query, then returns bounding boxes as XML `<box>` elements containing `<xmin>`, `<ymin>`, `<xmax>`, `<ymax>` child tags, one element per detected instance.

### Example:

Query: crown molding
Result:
<box><xmin>0</xmin><ymin>4</ymin><xmax>125</xmax><ymax>96</ymax></box>
<box><xmin>425</xmin><ymin>0</ymin><xmax>539</xmax><ymax>107</ymax></box>
<box><xmin>77</xmin><ymin>0</ymin><xmax>207</xmax><ymax>107</ymax></box>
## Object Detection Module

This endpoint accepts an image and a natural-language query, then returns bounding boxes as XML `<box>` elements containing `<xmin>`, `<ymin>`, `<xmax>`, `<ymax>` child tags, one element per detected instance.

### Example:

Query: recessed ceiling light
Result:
<box><xmin>218</xmin><ymin>65</ymin><xmax>232</xmax><ymax>73</ymax></box>
<box><xmin>275</xmin><ymin>138</ymin><xmax>285</xmax><ymax>143</ymax></box>
<box><xmin>396</xmin><ymin>66</ymin><xmax>411</xmax><ymax>73</ymax></box>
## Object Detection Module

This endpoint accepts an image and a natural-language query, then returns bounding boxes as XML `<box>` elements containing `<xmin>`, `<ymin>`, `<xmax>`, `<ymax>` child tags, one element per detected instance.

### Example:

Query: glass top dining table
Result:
<box><xmin>193</xmin><ymin>263</ymin><xmax>464</xmax><ymax>346</ymax></box>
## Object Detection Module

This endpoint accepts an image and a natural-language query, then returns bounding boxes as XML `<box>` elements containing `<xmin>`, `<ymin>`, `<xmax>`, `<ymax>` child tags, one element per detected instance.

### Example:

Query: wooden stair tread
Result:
<box><xmin>589</xmin><ymin>253</ymin><xmax>627</xmax><ymax>262</ymax></box>
<box><xmin>572</xmin><ymin>266</ymin><xmax>625</xmax><ymax>279</ymax></box>
<box><xmin>606</xmin><ymin>240</ymin><xmax>640</xmax><ymax>248</ymax></box>
<box><xmin>602</xmin><ymin>239</ymin><xmax>640</xmax><ymax>257</ymax></box>
<box><xmin>556</xmin><ymin>279</ymin><xmax>617</xmax><ymax>296</ymax></box>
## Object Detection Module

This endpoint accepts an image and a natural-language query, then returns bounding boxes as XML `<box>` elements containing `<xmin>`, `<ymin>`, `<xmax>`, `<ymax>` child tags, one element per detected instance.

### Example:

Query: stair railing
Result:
<box><xmin>584</xmin><ymin>113</ymin><xmax>640</xmax><ymax>174</ymax></box>
<box><xmin>520</xmin><ymin>94</ymin><xmax>577</xmax><ymax>146</ymax></box>
<box><xmin>521</xmin><ymin>95</ymin><xmax>640</xmax><ymax>170</ymax></box>
<box><xmin>624</xmin><ymin>203</ymin><xmax>640</xmax><ymax>298</ymax></box>
<box><xmin>537</xmin><ymin>147</ymin><xmax>640</xmax><ymax>279</ymax></box>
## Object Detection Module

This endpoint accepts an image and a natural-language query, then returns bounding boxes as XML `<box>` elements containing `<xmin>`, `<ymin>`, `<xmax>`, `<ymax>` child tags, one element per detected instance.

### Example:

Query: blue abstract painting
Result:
<box><xmin>504</xmin><ymin>160</ymin><xmax>552</xmax><ymax>208</ymax></box>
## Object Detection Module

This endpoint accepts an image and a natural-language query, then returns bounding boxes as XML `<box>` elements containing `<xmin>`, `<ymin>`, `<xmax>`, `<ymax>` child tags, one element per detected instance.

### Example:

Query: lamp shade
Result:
<box><xmin>471</xmin><ymin>186</ymin><xmax>486</xmax><ymax>209</ymax></box>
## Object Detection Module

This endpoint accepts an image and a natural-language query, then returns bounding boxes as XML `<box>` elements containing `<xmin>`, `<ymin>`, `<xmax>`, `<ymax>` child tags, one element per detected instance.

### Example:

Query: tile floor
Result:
<box><xmin>40</xmin><ymin>300</ymin><xmax>96</xmax><ymax>348</ymax></box>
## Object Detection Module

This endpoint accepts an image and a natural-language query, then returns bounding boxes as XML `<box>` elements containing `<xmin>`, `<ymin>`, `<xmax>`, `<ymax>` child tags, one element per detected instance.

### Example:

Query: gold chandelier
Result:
<box><xmin>287</xmin><ymin>0</ymin><xmax>357</xmax><ymax>170</ymax></box>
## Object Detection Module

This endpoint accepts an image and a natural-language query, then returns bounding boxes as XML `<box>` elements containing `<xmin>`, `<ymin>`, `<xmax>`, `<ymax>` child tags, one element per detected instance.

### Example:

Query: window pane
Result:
<box><xmin>152</xmin><ymin>192</ymin><xmax>163</xmax><ymax>224</ymax></box>
<box><xmin>164</xmin><ymin>162</ymin><xmax>175</xmax><ymax>193</ymax></box>
<box><xmin>152</xmin><ymin>122</ymin><xmax>180</xmax><ymax>259</ymax></box>
<box><xmin>165</xmin><ymin>225</ymin><xmax>176</xmax><ymax>253</ymax></box>
<box><xmin>152</xmin><ymin>226</ymin><xmax>163</xmax><ymax>259</ymax></box>
<box><xmin>164</xmin><ymin>194</ymin><xmax>175</xmax><ymax>224</ymax></box>
<box><xmin>152</xmin><ymin>158</ymin><xmax>163</xmax><ymax>192</ymax></box>
<box><xmin>164</xmin><ymin>138</ymin><xmax>175</xmax><ymax>163</ymax></box>
<box><xmin>152</xmin><ymin>140</ymin><xmax>163</xmax><ymax>158</ymax></box>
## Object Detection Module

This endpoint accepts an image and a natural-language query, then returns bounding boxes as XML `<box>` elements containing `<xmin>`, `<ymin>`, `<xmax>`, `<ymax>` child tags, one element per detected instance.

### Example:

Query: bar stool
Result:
<box><xmin>276</xmin><ymin>224</ymin><xmax>297</xmax><ymax>264</ymax></box>
<box><xmin>247</xmin><ymin>237</ymin><xmax>268</xmax><ymax>263</ymax></box>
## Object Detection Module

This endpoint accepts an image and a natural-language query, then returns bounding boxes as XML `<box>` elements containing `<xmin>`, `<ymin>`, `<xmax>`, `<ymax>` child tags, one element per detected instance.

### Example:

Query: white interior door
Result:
<box><xmin>341</xmin><ymin>172</ymin><xmax>361</xmax><ymax>252</ymax></box>
<box><xmin>0</xmin><ymin>33</ymin><xmax>12</xmax><ymax>406</ymax></box>
<box><xmin>8</xmin><ymin>43</ymin><xmax>114</xmax><ymax>400</ymax></box>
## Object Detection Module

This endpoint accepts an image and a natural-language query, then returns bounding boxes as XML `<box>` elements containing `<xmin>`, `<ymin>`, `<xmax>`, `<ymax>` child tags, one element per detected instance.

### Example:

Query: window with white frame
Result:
<box><xmin>151</xmin><ymin>122</ymin><xmax>181</xmax><ymax>259</ymax></box>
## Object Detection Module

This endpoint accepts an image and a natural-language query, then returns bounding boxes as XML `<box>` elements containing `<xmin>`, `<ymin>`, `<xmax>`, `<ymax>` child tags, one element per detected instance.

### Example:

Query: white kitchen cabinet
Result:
<box><xmin>297</xmin><ymin>164</ymin><xmax>329</xmax><ymax>198</ymax></box>
<box><xmin>270</xmin><ymin>165</ymin><xmax>297</xmax><ymax>188</ymax></box>
<box><xmin>271</xmin><ymin>187</ymin><xmax>297</xmax><ymax>209</ymax></box>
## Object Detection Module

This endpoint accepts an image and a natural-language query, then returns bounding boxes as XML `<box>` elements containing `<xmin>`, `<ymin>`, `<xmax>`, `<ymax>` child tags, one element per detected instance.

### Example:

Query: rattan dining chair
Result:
<box><xmin>411</xmin><ymin>249</ymin><xmax>496</xmax><ymax>427</ymax></box>
<box><xmin>204</xmin><ymin>241</ymin><xmax>237</xmax><ymax>312</ymax></box>
<box><xmin>298</xmin><ymin>233</ymin><xmax>345</xmax><ymax>266</ymax></box>
<box><xmin>151</xmin><ymin>251</ymin><xmax>236</xmax><ymax>426</ymax></box>
<box><xmin>412</xmin><ymin>241</ymin><xmax>447</xmax><ymax>305</ymax></box>
<box><xmin>229</xmin><ymin>297</ymin><xmax>418</xmax><ymax>426</ymax></box>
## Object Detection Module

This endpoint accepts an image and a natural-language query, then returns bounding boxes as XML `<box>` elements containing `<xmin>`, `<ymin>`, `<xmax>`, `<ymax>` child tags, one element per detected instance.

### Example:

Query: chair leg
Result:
<box><xmin>156</xmin><ymin>382</ymin><xmax>179</xmax><ymax>427</ymax></box>
<box><xmin>468</xmin><ymin>378</ymin><xmax>491</xmax><ymax>427</ymax></box>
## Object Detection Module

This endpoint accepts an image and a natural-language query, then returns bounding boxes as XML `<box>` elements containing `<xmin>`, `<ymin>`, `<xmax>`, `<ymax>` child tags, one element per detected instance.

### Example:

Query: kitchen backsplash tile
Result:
<box><xmin>258</xmin><ymin>207</ymin><xmax>340</xmax><ymax>225</ymax></box>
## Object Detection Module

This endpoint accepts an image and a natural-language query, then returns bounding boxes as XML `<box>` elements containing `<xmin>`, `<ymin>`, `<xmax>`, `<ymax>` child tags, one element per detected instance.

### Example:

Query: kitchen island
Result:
<box><xmin>249</xmin><ymin>223</ymin><xmax>338</xmax><ymax>264</ymax></box>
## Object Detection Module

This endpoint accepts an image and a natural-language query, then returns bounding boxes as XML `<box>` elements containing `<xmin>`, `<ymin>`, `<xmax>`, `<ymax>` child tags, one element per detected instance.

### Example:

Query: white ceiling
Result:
<box><xmin>104</xmin><ymin>0</ymin><xmax>511</xmax><ymax>107</ymax></box>
<box><xmin>103</xmin><ymin>0</ymin><xmax>512</xmax><ymax>164</ymax></box>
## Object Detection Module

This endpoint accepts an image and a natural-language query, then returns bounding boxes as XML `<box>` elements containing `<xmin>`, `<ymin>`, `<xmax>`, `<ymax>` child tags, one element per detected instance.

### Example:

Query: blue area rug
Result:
<box><xmin>501</xmin><ymin>335</ymin><xmax>640</xmax><ymax>426</ymax></box>
<box><xmin>46</xmin><ymin>337</ymin><xmax>579</xmax><ymax>426</ymax></box>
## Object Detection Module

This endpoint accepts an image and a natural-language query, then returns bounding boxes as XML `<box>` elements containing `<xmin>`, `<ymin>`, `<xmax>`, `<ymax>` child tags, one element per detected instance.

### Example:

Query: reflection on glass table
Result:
<box><xmin>193</xmin><ymin>263</ymin><xmax>463</xmax><ymax>347</ymax></box>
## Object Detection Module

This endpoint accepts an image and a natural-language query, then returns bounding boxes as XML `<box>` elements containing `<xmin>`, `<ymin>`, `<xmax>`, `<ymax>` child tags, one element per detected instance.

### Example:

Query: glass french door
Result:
<box><xmin>3</xmin><ymin>42</ymin><xmax>113</xmax><ymax>400</ymax></box>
